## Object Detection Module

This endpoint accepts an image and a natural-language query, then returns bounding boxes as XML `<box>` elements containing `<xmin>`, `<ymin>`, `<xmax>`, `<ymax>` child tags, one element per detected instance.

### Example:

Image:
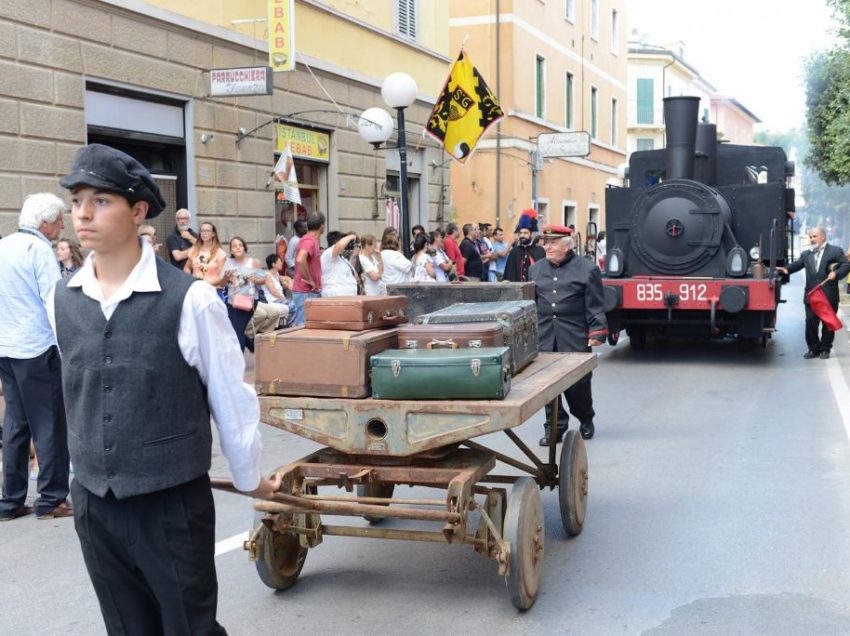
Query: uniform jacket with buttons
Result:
<box><xmin>529</xmin><ymin>252</ymin><xmax>608</xmax><ymax>353</ymax></box>
<box><xmin>786</xmin><ymin>243</ymin><xmax>850</xmax><ymax>306</ymax></box>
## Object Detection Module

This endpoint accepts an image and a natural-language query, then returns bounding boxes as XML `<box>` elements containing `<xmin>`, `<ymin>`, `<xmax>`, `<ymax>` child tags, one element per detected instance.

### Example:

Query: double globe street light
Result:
<box><xmin>357</xmin><ymin>72</ymin><xmax>418</xmax><ymax>257</ymax></box>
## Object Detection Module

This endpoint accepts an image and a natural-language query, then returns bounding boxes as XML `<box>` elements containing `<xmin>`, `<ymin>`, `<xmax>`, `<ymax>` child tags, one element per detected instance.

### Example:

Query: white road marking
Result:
<box><xmin>215</xmin><ymin>531</ymin><xmax>248</xmax><ymax>557</ymax></box>
<box><xmin>831</xmin><ymin>308</ymin><xmax>850</xmax><ymax>441</ymax></box>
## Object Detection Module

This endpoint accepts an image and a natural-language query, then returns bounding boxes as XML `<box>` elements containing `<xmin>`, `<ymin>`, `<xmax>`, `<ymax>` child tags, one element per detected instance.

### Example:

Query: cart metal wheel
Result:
<box><xmin>504</xmin><ymin>477</ymin><xmax>544</xmax><ymax>610</ymax></box>
<box><xmin>558</xmin><ymin>430</ymin><xmax>588</xmax><ymax>537</ymax></box>
<box><xmin>356</xmin><ymin>482</ymin><xmax>395</xmax><ymax>524</ymax></box>
<box><xmin>253</xmin><ymin>511</ymin><xmax>308</xmax><ymax>591</ymax></box>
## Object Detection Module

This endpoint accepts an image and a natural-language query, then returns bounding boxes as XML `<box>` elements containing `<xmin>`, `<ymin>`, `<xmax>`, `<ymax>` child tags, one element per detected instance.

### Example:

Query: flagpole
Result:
<box><xmin>396</xmin><ymin>106</ymin><xmax>412</xmax><ymax>258</ymax></box>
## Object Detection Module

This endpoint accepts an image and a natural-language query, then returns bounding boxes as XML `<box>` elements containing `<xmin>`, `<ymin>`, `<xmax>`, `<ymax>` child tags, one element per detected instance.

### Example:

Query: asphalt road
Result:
<box><xmin>3</xmin><ymin>274</ymin><xmax>850</xmax><ymax>635</ymax></box>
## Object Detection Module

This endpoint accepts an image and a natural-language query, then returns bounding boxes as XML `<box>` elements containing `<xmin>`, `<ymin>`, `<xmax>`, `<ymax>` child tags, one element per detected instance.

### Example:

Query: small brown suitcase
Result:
<box><xmin>396</xmin><ymin>322</ymin><xmax>504</xmax><ymax>350</ymax></box>
<box><xmin>254</xmin><ymin>326</ymin><xmax>398</xmax><ymax>398</ymax></box>
<box><xmin>304</xmin><ymin>295</ymin><xmax>408</xmax><ymax>330</ymax></box>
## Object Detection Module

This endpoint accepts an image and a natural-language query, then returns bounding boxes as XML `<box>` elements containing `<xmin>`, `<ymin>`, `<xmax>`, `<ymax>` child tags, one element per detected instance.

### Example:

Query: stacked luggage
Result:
<box><xmin>254</xmin><ymin>296</ymin><xmax>539</xmax><ymax>401</ymax></box>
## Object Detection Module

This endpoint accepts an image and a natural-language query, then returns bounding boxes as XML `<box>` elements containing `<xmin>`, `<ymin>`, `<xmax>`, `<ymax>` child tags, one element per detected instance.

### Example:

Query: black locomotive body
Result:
<box><xmin>603</xmin><ymin>96</ymin><xmax>793</xmax><ymax>348</ymax></box>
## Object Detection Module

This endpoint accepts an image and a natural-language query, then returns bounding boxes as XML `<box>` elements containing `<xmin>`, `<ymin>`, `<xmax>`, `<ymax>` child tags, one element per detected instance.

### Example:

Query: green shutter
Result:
<box><xmin>637</xmin><ymin>78</ymin><xmax>654</xmax><ymax>124</ymax></box>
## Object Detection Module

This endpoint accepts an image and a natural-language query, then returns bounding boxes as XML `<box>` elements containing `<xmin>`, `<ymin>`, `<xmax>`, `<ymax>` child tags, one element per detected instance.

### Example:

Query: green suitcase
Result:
<box><xmin>370</xmin><ymin>347</ymin><xmax>511</xmax><ymax>400</ymax></box>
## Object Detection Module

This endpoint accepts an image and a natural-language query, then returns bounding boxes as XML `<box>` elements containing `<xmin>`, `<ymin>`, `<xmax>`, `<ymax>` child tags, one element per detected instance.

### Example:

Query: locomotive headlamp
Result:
<box><xmin>749</xmin><ymin>246</ymin><xmax>760</xmax><ymax>261</ymax></box>
<box><xmin>606</xmin><ymin>248</ymin><xmax>625</xmax><ymax>277</ymax></box>
<box><xmin>726</xmin><ymin>247</ymin><xmax>747</xmax><ymax>277</ymax></box>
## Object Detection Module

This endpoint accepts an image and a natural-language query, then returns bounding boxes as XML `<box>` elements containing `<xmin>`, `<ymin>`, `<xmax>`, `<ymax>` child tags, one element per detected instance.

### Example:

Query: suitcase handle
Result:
<box><xmin>426</xmin><ymin>339</ymin><xmax>459</xmax><ymax>349</ymax></box>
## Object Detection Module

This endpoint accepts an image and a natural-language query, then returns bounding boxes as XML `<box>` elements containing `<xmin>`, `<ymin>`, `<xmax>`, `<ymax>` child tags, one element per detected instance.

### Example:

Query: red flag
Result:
<box><xmin>806</xmin><ymin>285</ymin><xmax>843</xmax><ymax>331</ymax></box>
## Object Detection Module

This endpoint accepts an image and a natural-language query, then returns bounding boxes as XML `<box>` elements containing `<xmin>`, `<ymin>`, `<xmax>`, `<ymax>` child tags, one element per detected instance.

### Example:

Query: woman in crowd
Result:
<box><xmin>223</xmin><ymin>237</ymin><xmax>279</xmax><ymax>352</ymax></box>
<box><xmin>184</xmin><ymin>222</ymin><xmax>227</xmax><ymax>296</ymax></box>
<box><xmin>380</xmin><ymin>232</ymin><xmax>413</xmax><ymax>288</ymax></box>
<box><xmin>411</xmin><ymin>233</ymin><xmax>437</xmax><ymax>282</ymax></box>
<box><xmin>429</xmin><ymin>230</ymin><xmax>452</xmax><ymax>282</ymax></box>
<box><xmin>263</xmin><ymin>253</ymin><xmax>293</xmax><ymax>304</ymax></box>
<box><xmin>321</xmin><ymin>231</ymin><xmax>361</xmax><ymax>297</ymax></box>
<box><xmin>55</xmin><ymin>237</ymin><xmax>83</xmax><ymax>279</ymax></box>
<box><xmin>358</xmin><ymin>234</ymin><xmax>385</xmax><ymax>295</ymax></box>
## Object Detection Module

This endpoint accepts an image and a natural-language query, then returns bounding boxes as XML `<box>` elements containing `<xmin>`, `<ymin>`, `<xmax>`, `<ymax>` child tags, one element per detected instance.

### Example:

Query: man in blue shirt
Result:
<box><xmin>0</xmin><ymin>193</ymin><xmax>72</xmax><ymax>521</ymax></box>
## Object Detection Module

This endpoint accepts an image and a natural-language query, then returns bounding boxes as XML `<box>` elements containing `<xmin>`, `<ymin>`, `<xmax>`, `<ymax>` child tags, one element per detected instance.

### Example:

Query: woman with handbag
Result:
<box><xmin>184</xmin><ymin>222</ymin><xmax>227</xmax><ymax>298</ymax></box>
<box><xmin>223</xmin><ymin>237</ymin><xmax>270</xmax><ymax>352</ymax></box>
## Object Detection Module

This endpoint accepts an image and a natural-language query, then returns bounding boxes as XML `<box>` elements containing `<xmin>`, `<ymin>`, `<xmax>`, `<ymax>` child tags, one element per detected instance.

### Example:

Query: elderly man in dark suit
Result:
<box><xmin>778</xmin><ymin>227</ymin><xmax>850</xmax><ymax>359</ymax></box>
<box><xmin>530</xmin><ymin>225</ymin><xmax>607</xmax><ymax>444</ymax></box>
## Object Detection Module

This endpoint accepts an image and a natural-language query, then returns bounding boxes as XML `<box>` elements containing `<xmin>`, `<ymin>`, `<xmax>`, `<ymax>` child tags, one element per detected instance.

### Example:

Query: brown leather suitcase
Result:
<box><xmin>304</xmin><ymin>295</ymin><xmax>408</xmax><ymax>330</ymax></box>
<box><xmin>254</xmin><ymin>326</ymin><xmax>398</xmax><ymax>398</ymax></box>
<box><xmin>396</xmin><ymin>322</ymin><xmax>504</xmax><ymax>350</ymax></box>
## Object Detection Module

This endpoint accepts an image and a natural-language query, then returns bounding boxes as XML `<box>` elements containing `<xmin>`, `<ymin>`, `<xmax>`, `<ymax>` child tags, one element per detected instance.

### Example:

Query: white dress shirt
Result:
<box><xmin>320</xmin><ymin>248</ymin><xmax>358</xmax><ymax>296</ymax></box>
<box><xmin>0</xmin><ymin>228</ymin><xmax>61</xmax><ymax>359</ymax></box>
<box><xmin>48</xmin><ymin>241</ymin><xmax>263</xmax><ymax>492</ymax></box>
<box><xmin>381</xmin><ymin>249</ymin><xmax>413</xmax><ymax>286</ymax></box>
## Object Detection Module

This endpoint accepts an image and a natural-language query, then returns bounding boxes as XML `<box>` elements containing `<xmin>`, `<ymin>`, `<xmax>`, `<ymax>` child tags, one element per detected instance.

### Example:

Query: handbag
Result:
<box><xmin>232</xmin><ymin>293</ymin><xmax>254</xmax><ymax>312</ymax></box>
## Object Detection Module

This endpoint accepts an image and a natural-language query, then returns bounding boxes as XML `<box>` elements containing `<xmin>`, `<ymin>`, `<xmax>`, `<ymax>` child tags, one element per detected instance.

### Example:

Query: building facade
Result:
<box><xmin>448</xmin><ymin>0</ymin><xmax>628</xmax><ymax>247</ymax></box>
<box><xmin>0</xmin><ymin>0</ymin><xmax>451</xmax><ymax>253</ymax></box>
<box><xmin>710</xmin><ymin>96</ymin><xmax>760</xmax><ymax>145</ymax></box>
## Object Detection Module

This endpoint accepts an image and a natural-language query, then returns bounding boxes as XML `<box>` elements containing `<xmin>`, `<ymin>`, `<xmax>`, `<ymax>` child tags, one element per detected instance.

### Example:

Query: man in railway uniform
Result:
<box><xmin>530</xmin><ymin>225</ymin><xmax>607</xmax><ymax>444</ymax></box>
<box><xmin>777</xmin><ymin>226</ymin><xmax>850</xmax><ymax>359</ymax></box>
<box><xmin>54</xmin><ymin>144</ymin><xmax>281</xmax><ymax>634</ymax></box>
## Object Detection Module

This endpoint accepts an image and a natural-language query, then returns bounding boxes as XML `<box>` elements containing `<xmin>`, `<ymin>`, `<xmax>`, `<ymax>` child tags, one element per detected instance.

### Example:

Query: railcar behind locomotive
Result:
<box><xmin>602</xmin><ymin>96</ymin><xmax>794</xmax><ymax>348</ymax></box>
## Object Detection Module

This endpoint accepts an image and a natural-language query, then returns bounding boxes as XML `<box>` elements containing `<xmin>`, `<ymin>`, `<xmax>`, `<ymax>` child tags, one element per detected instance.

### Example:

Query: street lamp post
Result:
<box><xmin>381</xmin><ymin>73</ymin><xmax>418</xmax><ymax>258</ymax></box>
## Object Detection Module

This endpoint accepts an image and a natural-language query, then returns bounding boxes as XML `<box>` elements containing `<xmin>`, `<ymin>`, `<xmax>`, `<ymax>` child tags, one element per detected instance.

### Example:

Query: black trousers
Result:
<box><xmin>72</xmin><ymin>476</ymin><xmax>227</xmax><ymax>636</ymax></box>
<box><xmin>542</xmin><ymin>341</ymin><xmax>595</xmax><ymax>431</ymax></box>
<box><xmin>226</xmin><ymin>304</ymin><xmax>254</xmax><ymax>352</ymax></box>
<box><xmin>805</xmin><ymin>300</ymin><xmax>838</xmax><ymax>353</ymax></box>
<box><xmin>0</xmin><ymin>346</ymin><xmax>69</xmax><ymax>515</ymax></box>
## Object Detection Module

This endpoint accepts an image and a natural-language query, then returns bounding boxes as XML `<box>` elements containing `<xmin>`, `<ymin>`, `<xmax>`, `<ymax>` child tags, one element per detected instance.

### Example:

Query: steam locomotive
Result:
<box><xmin>602</xmin><ymin>96</ymin><xmax>794</xmax><ymax>348</ymax></box>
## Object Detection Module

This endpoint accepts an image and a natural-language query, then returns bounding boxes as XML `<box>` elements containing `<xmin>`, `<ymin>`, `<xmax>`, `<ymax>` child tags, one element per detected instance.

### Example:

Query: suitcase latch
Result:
<box><xmin>469</xmin><ymin>339</ymin><xmax>482</xmax><ymax>348</ymax></box>
<box><xmin>366</xmin><ymin>311</ymin><xmax>374</xmax><ymax>325</ymax></box>
<box><xmin>471</xmin><ymin>359</ymin><xmax>481</xmax><ymax>377</ymax></box>
<box><xmin>391</xmin><ymin>359</ymin><xmax>402</xmax><ymax>378</ymax></box>
<box><xmin>403</xmin><ymin>339</ymin><xmax>418</xmax><ymax>349</ymax></box>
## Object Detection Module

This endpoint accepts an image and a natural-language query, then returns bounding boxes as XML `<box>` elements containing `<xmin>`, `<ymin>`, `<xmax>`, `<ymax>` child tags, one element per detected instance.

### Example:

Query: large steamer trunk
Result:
<box><xmin>304</xmin><ymin>295</ymin><xmax>408</xmax><ymax>330</ymax></box>
<box><xmin>254</xmin><ymin>327</ymin><xmax>398</xmax><ymax>398</ymax></box>
<box><xmin>370</xmin><ymin>347</ymin><xmax>512</xmax><ymax>400</ymax></box>
<box><xmin>396</xmin><ymin>322</ymin><xmax>504</xmax><ymax>350</ymax></box>
<box><xmin>386</xmin><ymin>282</ymin><xmax>535</xmax><ymax>323</ymax></box>
<box><xmin>416</xmin><ymin>301</ymin><xmax>538</xmax><ymax>375</ymax></box>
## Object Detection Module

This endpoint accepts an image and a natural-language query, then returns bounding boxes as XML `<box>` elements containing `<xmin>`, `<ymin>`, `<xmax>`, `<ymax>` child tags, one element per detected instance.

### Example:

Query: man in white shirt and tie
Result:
<box><xmin>778</xmin><ymin>226</ymin><xmax>850</xmax><ymax>359</ymax></box>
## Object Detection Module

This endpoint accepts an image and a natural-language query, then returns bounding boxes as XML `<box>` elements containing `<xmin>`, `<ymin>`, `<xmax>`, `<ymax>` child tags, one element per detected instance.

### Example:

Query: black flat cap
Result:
<box><xmin>59</xmin><ymin>144</ymin><xmax>167</xmax><ymax>218</ymax></box>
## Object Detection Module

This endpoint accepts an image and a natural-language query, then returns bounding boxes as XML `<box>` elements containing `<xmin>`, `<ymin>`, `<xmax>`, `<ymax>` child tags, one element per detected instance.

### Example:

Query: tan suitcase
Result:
<box><xmin>304</xmin><ymin>295</ymin><xmax>408</xmax><ymax>330</ymax></box>
<box><xmin>254</xmin><ymin>326</ymin><xmax>398</xmax><ymax>398</ymax></box>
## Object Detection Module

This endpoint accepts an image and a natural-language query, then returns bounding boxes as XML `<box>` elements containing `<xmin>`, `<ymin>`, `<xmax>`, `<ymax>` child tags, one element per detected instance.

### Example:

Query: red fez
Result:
<box><xmin>541</xmin><ymin>224</ymin><xmax>573</xmax><ymax>237</ymax></box>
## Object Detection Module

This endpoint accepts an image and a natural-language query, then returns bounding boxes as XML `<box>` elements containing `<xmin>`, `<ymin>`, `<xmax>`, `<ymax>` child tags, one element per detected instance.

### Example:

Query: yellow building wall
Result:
<box><xmin>147</xmin><ymin>0</ymin><xmax>450</xmax><ymax>88</ymax></box>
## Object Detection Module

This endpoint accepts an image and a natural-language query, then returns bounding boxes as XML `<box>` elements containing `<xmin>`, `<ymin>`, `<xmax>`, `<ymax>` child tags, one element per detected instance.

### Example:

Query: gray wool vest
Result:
<box><xmin>55</xmin><ymin>259</ymin><xmax>212</xmax><ymax>498</ymax></box>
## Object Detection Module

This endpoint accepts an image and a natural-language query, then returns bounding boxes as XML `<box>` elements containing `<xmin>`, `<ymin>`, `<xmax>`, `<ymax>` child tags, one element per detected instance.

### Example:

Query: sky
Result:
<box><xmin>628</xmin><ymin>0</ymin><xmax>841</xmax><ymax>132</ymax></box>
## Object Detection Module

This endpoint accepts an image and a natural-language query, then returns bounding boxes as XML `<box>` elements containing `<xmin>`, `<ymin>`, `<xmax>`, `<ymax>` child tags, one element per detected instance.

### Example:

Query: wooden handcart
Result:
<box><xmin>219</xmin><ymin>352</ymin><xmax>595</xmax><ymax>610</ymax></box>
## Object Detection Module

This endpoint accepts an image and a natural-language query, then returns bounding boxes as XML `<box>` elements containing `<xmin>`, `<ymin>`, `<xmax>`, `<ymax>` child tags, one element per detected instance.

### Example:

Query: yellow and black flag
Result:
<box><xmin>425</xmin><ymin>50</ymin><xmax>504</xmax><ymax>164</ymax></box>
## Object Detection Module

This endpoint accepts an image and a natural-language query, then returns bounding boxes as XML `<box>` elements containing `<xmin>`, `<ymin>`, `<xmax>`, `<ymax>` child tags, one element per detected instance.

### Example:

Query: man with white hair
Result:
<box><xmin>0</xmin><ymin>192</ymin><xmax>72</xmax><ymax>521</ymax></box>
<box><xmin>530</xmin><ymin>225</ymin><xmax>607</xmax><ymax>444</ymax></box>
<box><xmin>166</xmin><ymin>207</ymin><xmax>198</xmax><ymax>270</ymax></box>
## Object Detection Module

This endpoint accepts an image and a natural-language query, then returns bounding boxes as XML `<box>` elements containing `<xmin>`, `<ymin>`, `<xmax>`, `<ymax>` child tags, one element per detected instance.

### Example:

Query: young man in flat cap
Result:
<box><xmin>529</xmin><ymin>225</ymin><xmax>607</xmax><ymax>444</ymax></box>
<box><xmin>53</xmin><ymin>143</ymin><xmax>280</xmax><ymax>634</ymax></box>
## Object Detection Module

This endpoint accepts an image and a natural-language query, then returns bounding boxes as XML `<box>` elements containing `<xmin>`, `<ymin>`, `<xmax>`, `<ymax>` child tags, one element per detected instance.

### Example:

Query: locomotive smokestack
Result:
<box><xmin>663</xmin><ymin>96</ymin><xmax>700</xmax><ymax>180</ymax></box>
<box><xmin>695</xmin><ymin>122</ymin><xmax>718</xmax><ymax>185</ymax></box>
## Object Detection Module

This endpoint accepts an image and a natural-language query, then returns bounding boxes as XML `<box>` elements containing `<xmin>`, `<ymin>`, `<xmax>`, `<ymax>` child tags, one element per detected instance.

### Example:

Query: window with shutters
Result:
<box><xmin>565</xmin><ymin>0</ymin><xmax>575</xmax><ymax>22</ymax></box>
<box><xmin>396</xmin><ymin>0</ymin><xmax>417</xmax><ymax>40</ymax></box>
<box><xmin>565</xmin><ymin>72</ymin><xmax>574</xmax><ymax>128</ymax></box>
<box><xmin>611</xmin><ymin>9</ymin><xmax>619</xmax><ymax>54</ymax></box>
<box><xmin>637</xmin><ymin>78</ymin><xmax>654</xmax><ymax>124</ymax></box>
<box><xmin>611</xmin><ymin>98</ymin><xmax>618</xmax><ymax>145</ymax></box>
<box><xmin>591</xmin><ymin>86</ymin><xmax>598</xmax><ymax>138</ymax></box>
<box><xmin>536</xmin><ymin>55</ymin><xmax>546</xmax><ymax>119</ymax></box>
<box><xmin>590</xmin><ymin>0</ymin><xmax>599</xmax><ymax>40</ymax></box>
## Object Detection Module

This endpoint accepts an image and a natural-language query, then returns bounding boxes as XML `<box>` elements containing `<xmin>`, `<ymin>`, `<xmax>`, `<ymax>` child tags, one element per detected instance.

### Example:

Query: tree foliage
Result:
<box><xmin>804</xmin><ymin>49</ymin><xmax>850</xmax><ymax>184</ymax></box>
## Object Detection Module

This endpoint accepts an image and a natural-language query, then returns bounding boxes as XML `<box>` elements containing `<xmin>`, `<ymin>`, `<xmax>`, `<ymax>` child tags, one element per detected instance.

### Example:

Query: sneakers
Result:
<box><xmin>803</xmin><ymin>350</ymin><xmax>819</xmax><ymax>359</ymax></box>
<box><xmin>820</xmin><ymin>351</ymin><xmax>831</xmax><ymax>359</ymax></box>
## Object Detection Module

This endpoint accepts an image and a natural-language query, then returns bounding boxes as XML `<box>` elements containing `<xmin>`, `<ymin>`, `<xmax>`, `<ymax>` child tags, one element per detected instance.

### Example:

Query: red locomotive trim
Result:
<box><xmin>604</xmin><ymin>277</ymin><xmax>778</xmax><ymax>311</ymax></box>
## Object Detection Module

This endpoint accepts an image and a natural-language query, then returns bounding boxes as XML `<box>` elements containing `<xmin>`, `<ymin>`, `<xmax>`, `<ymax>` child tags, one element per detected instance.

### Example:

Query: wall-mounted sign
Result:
<box><xmin>268</xmin><ymin>0</ymin><xmax>295</xmax><ymax>72</ymax></box>
<box><xmin>209</xmin><ymin>66</ymin><xmax>273</xmax><ymax>97</ymax></box>
<box><xmin>538</xmin><ymin>131</ymin><xmax>592</xmax><ymax>158</ymax></box>
<box><xmin>275</xmin><ymin>124</ymin><xmax>330</xmax><ymax>162</ymax></box>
